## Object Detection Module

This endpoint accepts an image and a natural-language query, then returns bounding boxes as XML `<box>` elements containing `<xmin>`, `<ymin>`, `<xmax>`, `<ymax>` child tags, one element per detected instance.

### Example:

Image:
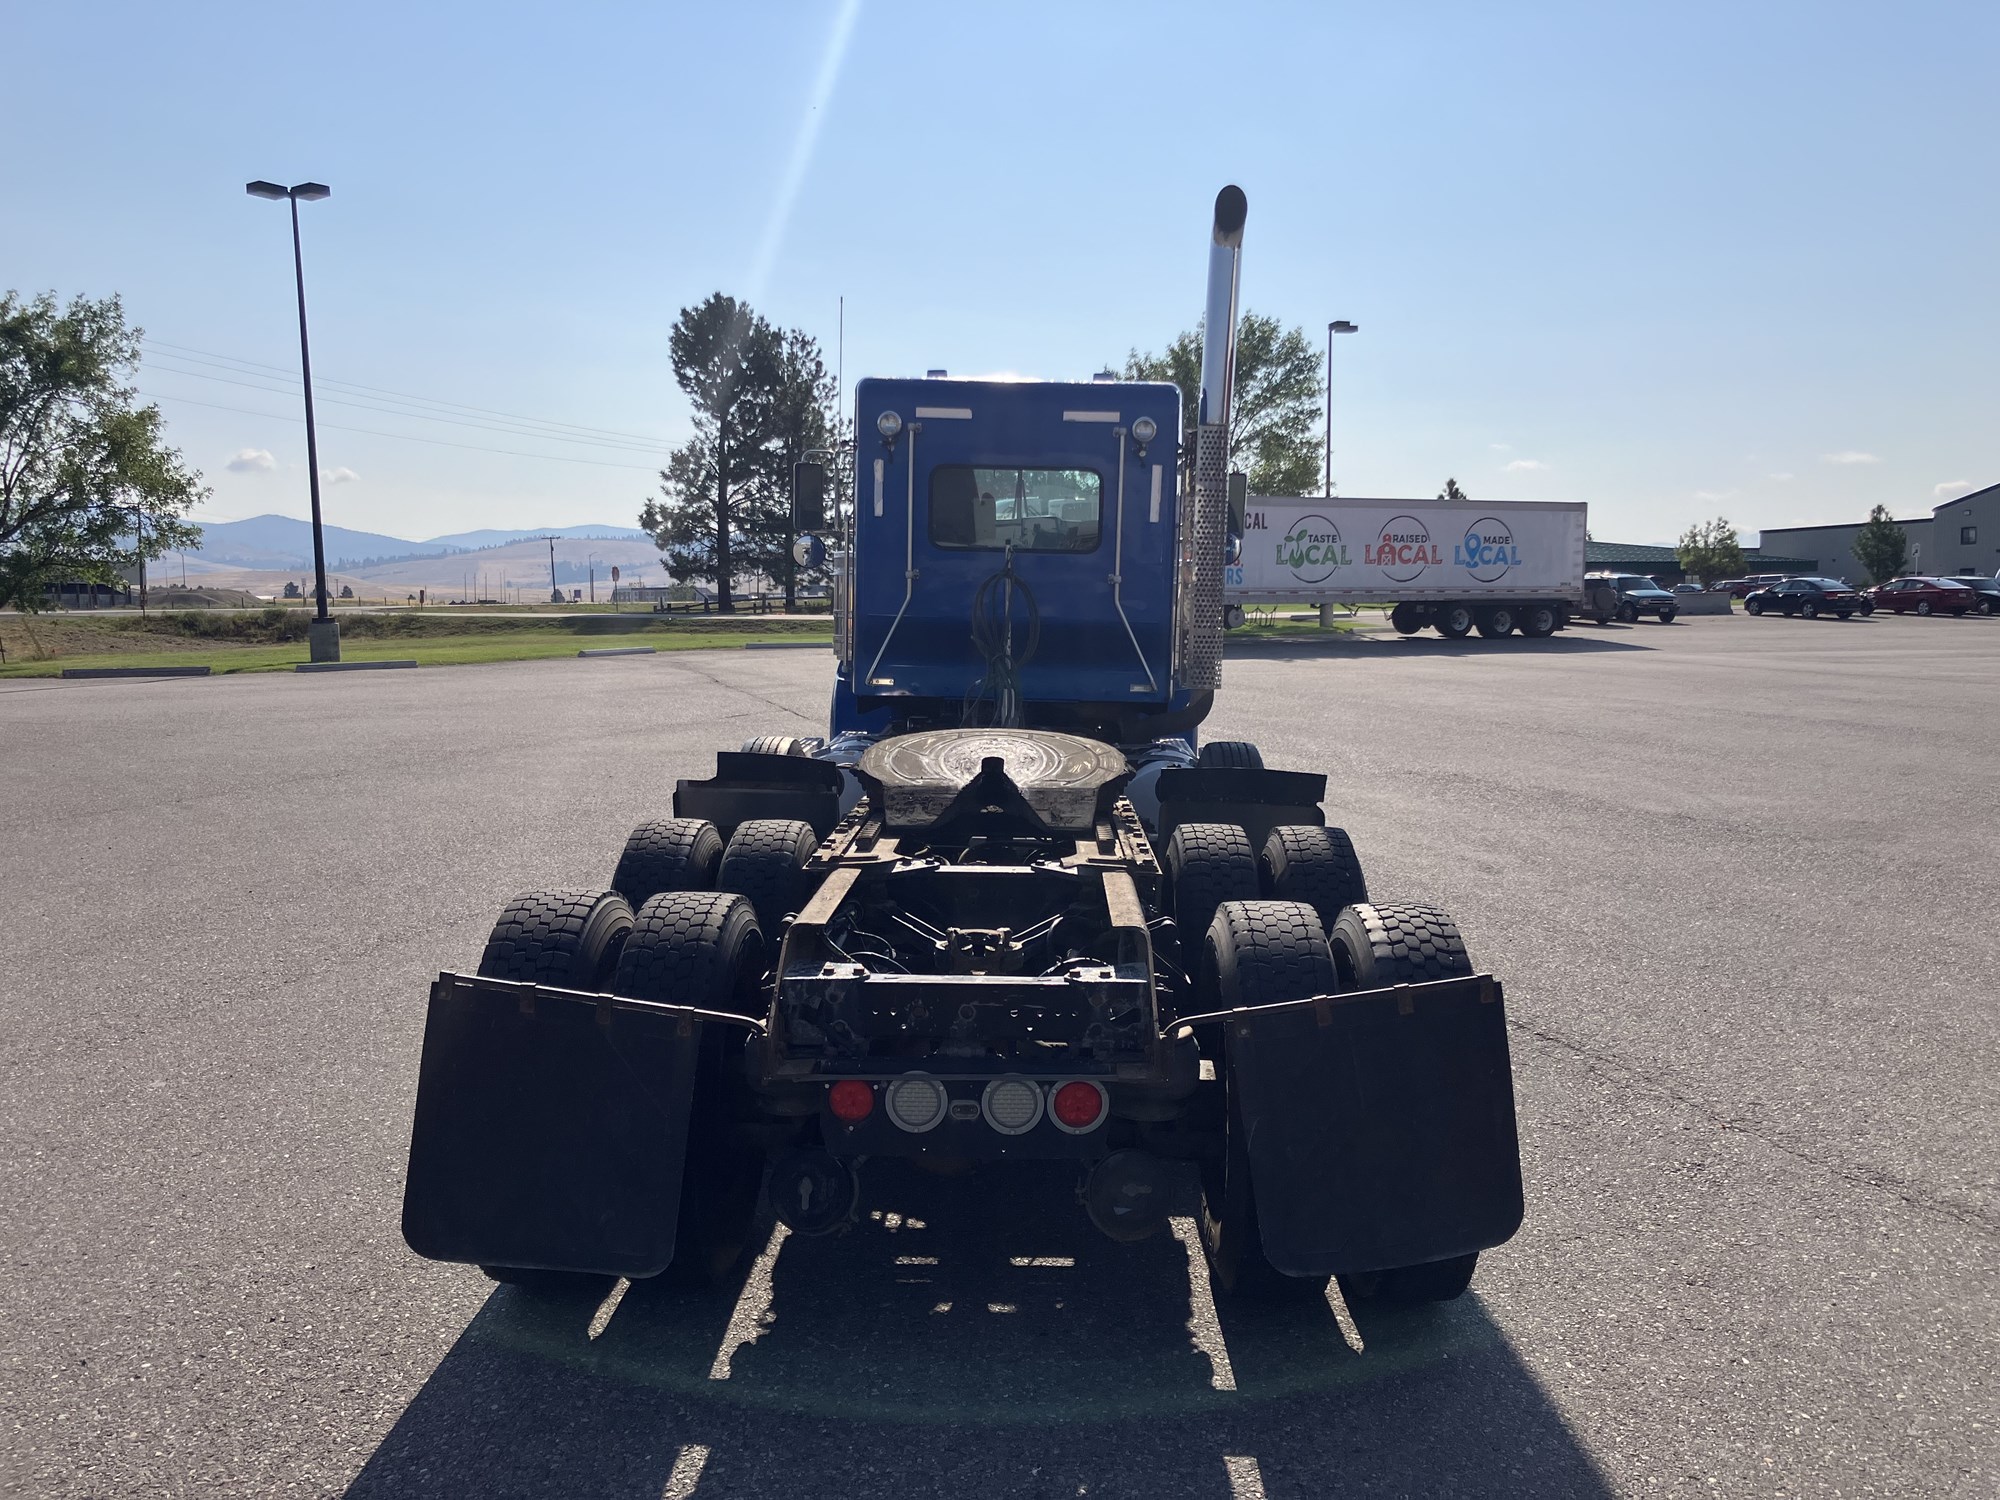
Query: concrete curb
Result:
<box><xmin>60</xmin><ymin>665</ymin><xmax>213</xmax><ymax>678</ymax></box>
<box><xmin>743</xmin><ymin>641</ymin><xmax>830</xmax><ymax>650</ymax></box>
<box><xmin>294</xmin><ymin>660</ymin><xmax>419</xmax><ymax>673</ymax></box>
<box><xmin>578</xmin><ymin>646</ymin><xmax>657</xmax><ymax>657</ymax></box>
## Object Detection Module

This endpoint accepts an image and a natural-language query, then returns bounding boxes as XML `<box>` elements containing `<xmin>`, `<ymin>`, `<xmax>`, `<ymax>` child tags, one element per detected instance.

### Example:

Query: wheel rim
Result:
<box><xmin>1918</xmin><ymin>602</ymin><xmax>1931</xmax><ymax>615</ymax></box>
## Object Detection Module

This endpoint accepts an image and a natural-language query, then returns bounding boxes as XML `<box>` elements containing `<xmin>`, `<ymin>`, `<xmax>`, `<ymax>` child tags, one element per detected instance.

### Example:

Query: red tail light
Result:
<box><xmin>828</xmin><ymin>1080</ymin><xmax>875</xmax><ymax>1122</ymax></box>
<box><xmin>1051</xmin><ymin>1080</ymin><xmax>1107</xmax><ymax>1132</ymax></box>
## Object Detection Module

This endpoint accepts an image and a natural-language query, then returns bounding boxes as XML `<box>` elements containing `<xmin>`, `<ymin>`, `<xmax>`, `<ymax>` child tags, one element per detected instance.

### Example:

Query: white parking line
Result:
<box><xmin>707</xmin><ymin>1224</ymin><xmax>789</xmax><ymax>1380</ymax></box>
<box><xmin>1223</xmin><ymin>1454</ymin><xmax>1268</xmax><ymax>1499</ymax></box>
<box><xmin>661</xmin><ymin>1443</ymin><xmax>710</xmax><ymax>1498</ymax></box>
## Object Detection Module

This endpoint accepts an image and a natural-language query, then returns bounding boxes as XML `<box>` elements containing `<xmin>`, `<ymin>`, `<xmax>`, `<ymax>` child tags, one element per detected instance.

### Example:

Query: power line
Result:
<box><xmin>145</xmin><ymin>338</ymin><xmax>676</xmax><ymax>447</ymax></box>
<box><xmin>142</xmin><ymin>357</ymin><xmax>677</xmax><ymax>456</ymax></box>
<box><xmin>137</xmin><ymin>388</ymin><xmax>667</xmax><ymax>471</ymax></box>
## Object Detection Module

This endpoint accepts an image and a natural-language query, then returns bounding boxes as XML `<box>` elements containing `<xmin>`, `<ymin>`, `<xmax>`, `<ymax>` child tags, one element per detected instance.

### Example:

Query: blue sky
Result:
<box><xmin>8</xmin><ymin>0</ymin><xmax>1994</xmax><ymax>545</ymax></box>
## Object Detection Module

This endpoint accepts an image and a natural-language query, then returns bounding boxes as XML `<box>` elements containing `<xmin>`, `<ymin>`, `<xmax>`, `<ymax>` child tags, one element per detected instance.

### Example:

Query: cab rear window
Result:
<box><xmin>929</xmin><ymin>466</ymin><xmax>1102</xmax><ymax>553</ymax></box>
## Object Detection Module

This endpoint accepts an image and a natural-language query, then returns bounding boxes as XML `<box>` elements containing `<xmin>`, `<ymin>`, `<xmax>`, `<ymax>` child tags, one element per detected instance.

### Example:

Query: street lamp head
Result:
<box><xmin>290</xmin><ymin>182</ymin><xmax>331</xmax><ymax>201</ymax></box>
<box><xmin>1331</xmin><ymin>320</ymin><xmax>1359</xmax><ymax>334</ymax></box>
<box><xmin>246</xmin><ymin>180</ymin><xmax>288</xmax><ymax>199</ymax></box>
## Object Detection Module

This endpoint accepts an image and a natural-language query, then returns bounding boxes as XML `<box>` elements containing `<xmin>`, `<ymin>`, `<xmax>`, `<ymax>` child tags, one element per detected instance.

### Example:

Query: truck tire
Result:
<box><xmin>476</xmin><ymin>888</ymin><xmax>634</xmax><ymax>990</ymax></box>
<box><xmin>1518</xmin><ymin>604</ymin><xmax>1559</xmax><ymax>638</ymax></box>
<box><xmin>716</xmin><ymin>818</ymin><xmax>820</xmax><ymax>940</ymax></box>
<box><xmin>1164</xmin><ymin>823</ymin><xmax>1259</xmax><ymax>976</ymax></box>
<box><xmin>1475</xmin><ymin>606</ymin><xmax>1516</xmax><ymax>638</ymax></box>
<box><xmin>1199</xmin><ymin>899</ymin><xmax>1340</xmax><ymax>1301</ymax></box>
<box><xmin>614</xmin><ymin>892</ymin><xmax>768</xmax><ymax>1286</ymax></box>
<box><xmin>474</xmin><ymin>889</ymin><xmax>636</xmax><ymax>1297</ymax></box>
<box><xmin>1436</xmin><ymin>604</ymin><xmax>1475</xmax><ymax>639</ymax></box>
<box><xmin>1659</xmin><ymin>607</ymin><xmax>1677</xmax><ymax>624</ymax></box>
<box><xmin>1197</xmin><ymin>740</ymin><xmax>1265</xmax><ymax>771</ymax></box>
<box><xmin>1390</xmin><ymin>602</ymin><xmax>1424</xmax><ymax>635</ymax></box>
<box><xmin>1260</xmin><ymin>825</ymin><xmax>1368</xmax><ymax>933</ymax></box>
<box><xmin>741</xmin><ymin>734</ymin><xmax>808</xmax><ymax>756</ymax></box>
<box><xmin>1324</xmin><ymin>901</ymin><xmax>1482</xmax><ymax>1306</ymax></box>
<box><xmin>612</xmin><ymin>817</ymin><xmax>724</xmax><ymax>908</ymax></box>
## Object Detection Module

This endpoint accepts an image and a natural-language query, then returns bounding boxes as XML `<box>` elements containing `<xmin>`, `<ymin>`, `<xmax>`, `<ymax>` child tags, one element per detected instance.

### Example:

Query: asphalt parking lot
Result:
<box><xmin>3</xmin><ymin>613</ymin><xmax>1994</xmax><ymax>1499</ymax></box>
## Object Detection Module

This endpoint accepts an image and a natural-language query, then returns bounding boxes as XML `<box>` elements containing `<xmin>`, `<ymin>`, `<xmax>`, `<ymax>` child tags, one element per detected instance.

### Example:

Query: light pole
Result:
<box><xmin>1325</xmin><ymin>319</ymin><xmax>1358</xmax><ymax>496</ymax></box>
<box><xmin>246</xmin><ymin>178</ymin><xmax>338</xmax><ymax>662</ymax></box>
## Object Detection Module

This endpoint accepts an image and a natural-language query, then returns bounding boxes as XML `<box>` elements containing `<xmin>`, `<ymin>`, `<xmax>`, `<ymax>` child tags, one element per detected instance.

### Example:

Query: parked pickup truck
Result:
<box><xmin>1581</xmin><ymin>573</ymin><xmax>1678</xmax><ymax>624</ymax></box>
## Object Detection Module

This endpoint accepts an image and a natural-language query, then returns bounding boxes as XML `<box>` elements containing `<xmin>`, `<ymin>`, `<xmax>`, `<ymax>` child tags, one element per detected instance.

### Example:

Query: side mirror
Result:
<box><xmin>1227</xmin><ymin>471</ymin><xmax>1248</xmax><ymax>538</ymax></box>
<box><xmin>793</xmin><ymin>461</ymin><xmax>828</xmax><ymax>532</ymax></box>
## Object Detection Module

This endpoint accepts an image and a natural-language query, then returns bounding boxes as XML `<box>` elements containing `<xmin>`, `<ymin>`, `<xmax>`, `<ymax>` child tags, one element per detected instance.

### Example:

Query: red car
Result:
<box><xmin>1869</xmin><ymin>577</ymin><xmax>1977</xmax><ymax>616</ymax></box>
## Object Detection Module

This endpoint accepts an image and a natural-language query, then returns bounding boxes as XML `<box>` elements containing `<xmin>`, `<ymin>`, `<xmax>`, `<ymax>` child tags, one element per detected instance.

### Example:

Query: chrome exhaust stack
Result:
<box><xmin>1176</xmin><ymin>185</ymin><xmax>1247</xmax><ymax>693</ymax></box>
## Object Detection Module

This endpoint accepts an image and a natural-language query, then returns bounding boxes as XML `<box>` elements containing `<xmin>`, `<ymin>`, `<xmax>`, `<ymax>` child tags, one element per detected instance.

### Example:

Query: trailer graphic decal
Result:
<box><xmin>1455</xmin><ymin>517</ymin><xmax>1521</xmax><ymax>582</ymax></box>
<box><xmin>1276</xmin><ymin>515</ymin><xmax>1350</xmax><ymax>582</ymax></box>
<box><xmin>1365</xmin><ymin>515</ymin><xmax>1441</xmax><ymax>581</ymax></box>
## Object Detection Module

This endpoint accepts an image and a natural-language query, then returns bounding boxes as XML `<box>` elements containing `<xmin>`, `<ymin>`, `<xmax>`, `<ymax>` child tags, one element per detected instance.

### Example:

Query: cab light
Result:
<box><xmin>829</xmin><ymin>1080</ymin><xmax>875</xmax><ymax>1122</ymax></box>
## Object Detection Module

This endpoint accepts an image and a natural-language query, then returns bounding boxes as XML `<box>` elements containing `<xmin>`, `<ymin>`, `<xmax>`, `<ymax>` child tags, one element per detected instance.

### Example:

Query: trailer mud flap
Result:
<box><xmin>401</xmin><ymin>974</ymin><xmax>732</xmax><ymax>1279</ymax></box>
<box><xmin>1224</xmin><ymin>974</ymin><xmax>1523</xmax><ymax>1276</ymax></box>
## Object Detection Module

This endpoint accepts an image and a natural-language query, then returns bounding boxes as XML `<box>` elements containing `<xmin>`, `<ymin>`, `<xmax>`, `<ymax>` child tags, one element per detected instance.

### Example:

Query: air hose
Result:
<box><xmin>963</xmin><ymin>547</ymin><xmax>1040</xmax><ymax>728</ymax></box>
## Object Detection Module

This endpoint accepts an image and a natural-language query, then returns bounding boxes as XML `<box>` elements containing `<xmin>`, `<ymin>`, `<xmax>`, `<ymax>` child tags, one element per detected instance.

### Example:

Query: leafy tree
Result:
<box><xmin>337</xmin><ymin>583</ymin><xmax>354</xmax><ymax>599</ymax></box>
<box><xmin>1675</xmin><ymin>516</ymin><xmax>1745</xmax><ymax>586</ymax></box>
<box><xmin>1438</xmin><ymin>478</ymin><xmax>1470</xmax><ymax>502</ymax></box>
<box><xmin>1852</xmin><ymin>504</ymin><xmax>1910</xmax><ymax>585</ymax></box>
<box><xmin>0</xmin><ymin>292</ymin><xmax>204</xmax><ymax>610</ymax></box>
<box><xmin>1123</xmin><ymin>311</ymin><xmax>1322</xmax><ymax>495</ymax></box>
<box><xmin>641</xmin><ymin>294</ymin><xmax>782</xmax><ymax>613</ymax></box>
<box><xmin>283</xmin><ymin>580</ymin><xmax>301</xmax><ymax>599</ymax></box>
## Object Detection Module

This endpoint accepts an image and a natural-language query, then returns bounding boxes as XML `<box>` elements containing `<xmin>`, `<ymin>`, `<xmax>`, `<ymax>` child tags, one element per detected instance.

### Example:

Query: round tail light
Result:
<box><xmin>1051</xmin><ymin>1080</ymin><xmax>1108</xmax><ymax>1133</ymax></box>
<box><xmin>981</xmin><ymin>1076</ymin><xmax>1043</xmax><ymax>1135</ymax></box>
<box><xmin>884</xmin><ymin>1074</ymin><xmax>946</xmax><ymax>1133</ymax></box>
<box><xmin>828</xmin><ymin>1080</ymin><xmax>874</xmax><ymax>1123</ymax></box>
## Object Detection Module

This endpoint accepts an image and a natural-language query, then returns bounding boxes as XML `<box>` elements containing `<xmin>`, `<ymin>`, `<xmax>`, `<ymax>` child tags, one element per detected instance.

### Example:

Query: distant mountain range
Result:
<box><xmin>188</xmin><ymin>514</ymin><xmax>650</xmax><ymax>570</ymax></box>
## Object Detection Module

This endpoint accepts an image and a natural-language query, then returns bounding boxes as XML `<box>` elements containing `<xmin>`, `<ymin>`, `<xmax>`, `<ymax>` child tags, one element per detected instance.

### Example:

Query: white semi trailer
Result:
<box><xmin>1224</xmin><ymin>496</ymin><xmax>1591</xmax><ymax>638</ymax></box>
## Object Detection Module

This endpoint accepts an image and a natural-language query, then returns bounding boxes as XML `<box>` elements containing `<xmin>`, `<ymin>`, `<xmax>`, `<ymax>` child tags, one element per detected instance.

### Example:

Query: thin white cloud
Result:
<box><xmin>1503</xmin><ymin>459</ymin><xmax>1548</xmax><ymax>472</ymax></box>
<box><xmin>1821</xmin><ymin>451</ymin><xmax>1879</xmax><ymax>465</ymax></box>
<box><xmin>1488</xmin><ymin>442</ymin><xmax>1512</xmax><ymax>452</ymax></box>
<box><xmin>1933</xmin><ymin>479</ymin><xmax>1973</xmax><ymax>498</ymax></box>
<box><xmin>1694</xmin><ymin>489</ymin><xmax>1735</xmax><ymax>502</ymax></box>
<box><xmin>1768</xmin><ymin>472</ymin><xmax>1794</xmax><ymax>481</ymax></box>
<box><xmin>227</xmin><ymin>448</ymin><xmax>275</xmax><ymax>473</ymax></box>
<box><xmin>322</xmin><ymin>466</ymin><xmax>359</xmax><ymax>485</ymax></box>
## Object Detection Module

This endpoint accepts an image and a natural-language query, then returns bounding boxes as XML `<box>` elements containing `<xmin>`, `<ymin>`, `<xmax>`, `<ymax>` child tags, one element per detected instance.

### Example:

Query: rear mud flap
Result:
<box><xmin>1223</xmin><ymin>974</ymin><xmax>1523</xmax><ymax>1276</ymax></box>
<box><xmin>401</xmin><ymin>974</ymin><xmax>734</xmax><ymax>1278</ymax></box>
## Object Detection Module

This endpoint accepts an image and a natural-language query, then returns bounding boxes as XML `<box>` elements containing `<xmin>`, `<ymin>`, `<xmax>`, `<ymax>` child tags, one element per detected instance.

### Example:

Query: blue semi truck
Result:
<box><xmin>402</xmin><ymin>188</ymin><xmax>1524</xmax><ymax>1306</ymax></box>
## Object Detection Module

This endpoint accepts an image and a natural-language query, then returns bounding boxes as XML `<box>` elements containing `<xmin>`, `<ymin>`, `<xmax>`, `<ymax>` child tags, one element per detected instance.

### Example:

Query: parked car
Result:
<box><xmin>1582</xmin><ymin>572</ymin><xmax>1679</xmax><ymax>623</ymax></box>
<box><xmin>1946</xmin><ymin>575</ymin><xmax>2000</xmax><ymax>615</ymax></box>
<box><xmin>1743</xmin><ymin>577</ymin><xmax>1865</xmax><ymax>619</ymax></box>
<box><xmin>1672</xmin><ymin>582</ymin><xmax>1706</xmax><ymax>595</ymax></box>
<box><xmin>1869</xmin><ymin>577</ymin><xmax>1977</xmax><ymax>616</ymax></box>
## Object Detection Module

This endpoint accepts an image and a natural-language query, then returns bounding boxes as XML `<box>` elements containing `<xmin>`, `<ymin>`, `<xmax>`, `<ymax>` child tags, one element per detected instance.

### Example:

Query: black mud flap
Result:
<box><xmin>1223</xmin><ymin>973</ymin><xmax>1523</xmax><ymax>1276</ymax></box>
<box><xmin>675</xmin><ymin>751</ymin><xmax>844</xmax><ymax>839</ymax></box>
<box><xmin>401</xmin><ymin>973</ymin><xmax>738</xmax><ymax>1278</ymax></box>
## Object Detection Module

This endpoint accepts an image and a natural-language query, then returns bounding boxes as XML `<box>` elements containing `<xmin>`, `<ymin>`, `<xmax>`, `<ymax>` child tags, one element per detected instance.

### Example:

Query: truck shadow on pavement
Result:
<box><xmin>347</xmin><ymin>1163</ymin><xmax>1611</xmax><ymax>1499</ymax></box>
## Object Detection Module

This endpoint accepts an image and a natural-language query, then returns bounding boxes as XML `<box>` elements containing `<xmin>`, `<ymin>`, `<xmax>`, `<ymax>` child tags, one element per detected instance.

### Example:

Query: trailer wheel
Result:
<box><xmin>1164</xmin><ymin>824</ymin><xmax>1259</xmax><ymax>982</ymax></box>
<box><xmin>1325</xmin><ymin>901</ymin><xmax>1482</xmax><ymax>1306</ymax></box>
<box><xmin>1197</xmin><ymin>740</ymin><xmax>1265</xmax><ymax>771</ymax></box>
<box><xmin>612</xmin><ymin>817</ymin><xmax>724</xmax><ymax>908</ymax></box>
<box><xmin>1436</xmin><ymin>604</ymin><xmax>1475</xmax><ymax>639</ymax></box>
<box><xmin>615</xmin><ymin>891</ymin><xmax>769</xmax><ymax>1287</ymax></box>
<box><xmin>1389</xmin><ymin>602</ymin><xmax>1424</xmax><ymax>635</ymax></box>
<box><xmin>476</xmin><ymin>888</ymin><xmax>635</xmax><ymax>990</ymax></box>
<box><xmin>716</xmin><ymin>818</ymin><xmax>820</xmax><ymax>940</ymax></box>
<box><xmin>741</xmin><ymin>734</ymin><xmax>809</xmax><ymax>756</ymax></box>
<box><xmin>1199</xmin><ymin>899</ymin><xmax>1340</xmax><ymax>1301</ymax></box>
<box><xmin>1260</xmin><ymin>825</ymin><xmax>1368</xmax><ymax>933</ymax></box>
<box><xmin>1518</xmin><ymin>604</ymin><xmax>1559</xmax><ymax>638</ymax></box>
<box><xmin>1475</xmin><ymin>606</ymin><xmax>1516</xmax><ymax>638</ymax></box>
<box><xmin>473</xmin><ymin>889</ymin><xmax>636</xmax><ymax>1297</ymax></box>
